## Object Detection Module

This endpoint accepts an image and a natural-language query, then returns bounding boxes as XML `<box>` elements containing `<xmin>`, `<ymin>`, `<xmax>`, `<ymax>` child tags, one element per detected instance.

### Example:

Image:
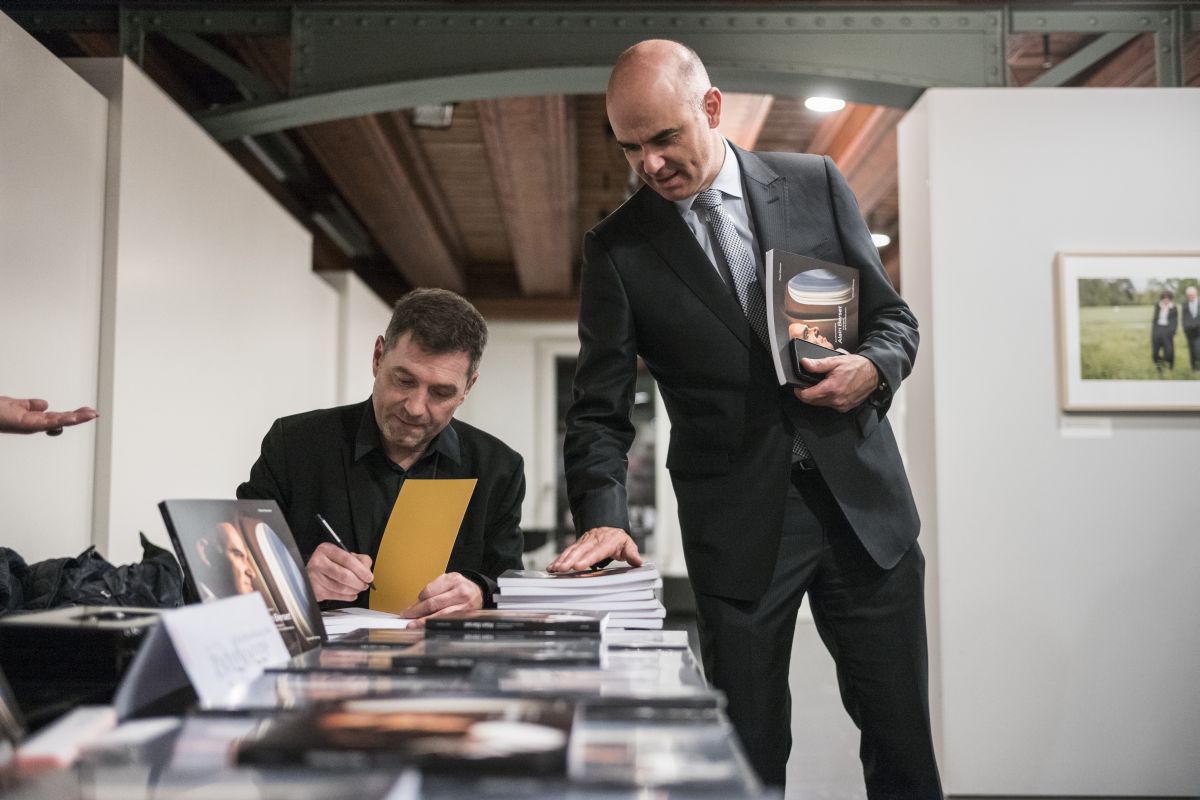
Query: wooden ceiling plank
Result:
<box><xmin>232</xmin><ymin>36</ymin><xmax>466</xmax><ymax>292</ymax></box>
<box><xmin>478</xmin><ymin>95</ymin><xmax>577</xmax><ymax>296</ymax></box>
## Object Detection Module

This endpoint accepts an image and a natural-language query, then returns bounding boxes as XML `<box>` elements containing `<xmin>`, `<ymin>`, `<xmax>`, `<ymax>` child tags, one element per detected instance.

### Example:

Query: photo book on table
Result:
<box><xmin>764</xmin><ymin>248</ymin><xmax>861</xmax><ymax>387</ymax></box>
<box><xmin>159</xmin><ymin>499</ymin><xmax>324</xmax><ymax>656</ymax></box>
<box><xmin>236</xmin><ymin>695</ymin><xmax>576</xmax><ymax>775</ymax></box>
<box><xmin>496</xmin><ymin>565</ymin><xmax>665</xmax><ymax>629</ymax></box>
<box><xmin>0</xmin><ymin>666</ymin><xmax>24</xmax><ymax>783</ymax></box>
<box><xmin>424</xmin><ymin>610</ymin><xmax>610</xmax><ymax>637</ymax></box>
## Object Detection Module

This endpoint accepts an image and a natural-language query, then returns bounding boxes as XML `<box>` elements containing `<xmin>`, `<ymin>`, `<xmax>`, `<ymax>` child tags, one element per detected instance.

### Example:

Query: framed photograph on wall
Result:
<box><xmin>1056</xmin><ymin>252</ymin><xmax>1200</xmax><ymax>412</ymax></box>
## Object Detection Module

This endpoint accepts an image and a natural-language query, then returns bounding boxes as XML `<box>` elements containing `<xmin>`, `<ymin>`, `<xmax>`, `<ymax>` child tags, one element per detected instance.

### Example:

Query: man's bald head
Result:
<box><xmin>609</xmin><ymin>39</ymin><xmax>711</xmax><ymax>111</ymax></box>
<box><xmin>605</xmin><ymin>39</ymin><xmax>725</xmax><ymax>202</ymax></box>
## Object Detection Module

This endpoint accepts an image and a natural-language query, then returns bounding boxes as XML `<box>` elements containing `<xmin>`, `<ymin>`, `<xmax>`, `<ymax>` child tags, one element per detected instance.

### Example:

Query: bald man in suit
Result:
<box><xmin>550</xmin><ymin>40</ymin><xmax>940</xmax><ymax>798</ymax></box>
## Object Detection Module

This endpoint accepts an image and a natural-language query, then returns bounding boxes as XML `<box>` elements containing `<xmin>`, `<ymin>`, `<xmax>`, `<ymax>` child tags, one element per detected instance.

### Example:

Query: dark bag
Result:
<box><xmin>0</xmin><ymin>534</ymin><xmax>184</xmax><ymax>616</ymax></box>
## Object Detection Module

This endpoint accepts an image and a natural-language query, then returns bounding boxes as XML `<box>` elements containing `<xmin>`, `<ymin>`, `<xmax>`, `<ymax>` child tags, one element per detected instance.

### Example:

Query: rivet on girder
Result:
<box><xmin>1140</xmin><ymin>17</ymin><xmax>1150</xmax><ymax>26</ymax></box>
<box><xmin>359</xmin><ymin>17</ymin><xmax>369</xmax><ymax>27</ymax></box>
<box><xmin>152</xmin><ymin>16</ymin><xmax>161</xmax><ymax>26</ymax></box>
<box><xmin>873</xmin><ymin>17</ymin><xmax>883</xmax><ymax>28</ymax></box>
<box><xmin>203</xmin><ymin>17</ymin><xmax>212</xmax><ymax>26</ymax></box>
<box><xmin>786</xmin><ymin>17</ymin><xmax>796</xmax><ymax>27</ymax></box>
<box><xmin>757</xmin><ymin>17</ymin><xmax>768</xmax><ymax>28</ymax></box>
<box><xmin>1037</xmin><ymin>17</ymin><xmax>1046</xmax><ymax>27</ymax></box>
<box><xmin>387</xmin><ymin>17</ymin><xmax>398</xmax><ymax>26</ymax></box>
<box><xmin>815</xmin><ymin>17</ymin><xmax>826</xmax><ymax>27</ymax></box>
<box><xmin>1088</xmin><ymin>17</ymin><xmax>1097</xmax><ymax>26</ymax></box>
<box><xmin>901</xmin><ymin>17</ymin><xmax>912</xmax><ymax>27</ymax></box>
<box><xmin>472</xmin><ymin>17</ymin><xmax>484</xmax><ymax>26</ymax></box>
<box><xmin>930</xmin><ymin>17</ymin><xmax>941</xmax><ymax>27</ymax></box>
<box><xmin>842</xmin><ymin>16</ymin><xmax>854</xmax><ymax>27</ymax></box>
<box><xmin>959</xmin><ymin>17</ymin><xmax>969</xmax><ymax>27</ymax></box>
<box><xmin>672</xmin><ymin>18</ymin><xmax>682</xmax><ymax>27</ymax></box>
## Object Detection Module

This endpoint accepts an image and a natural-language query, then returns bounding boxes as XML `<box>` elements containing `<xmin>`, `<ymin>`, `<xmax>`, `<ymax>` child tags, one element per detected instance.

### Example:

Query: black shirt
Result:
<box><xmin>351</xmin><ymin>403</ymin><xmax>494</xmax><ymax>604</ymax></box>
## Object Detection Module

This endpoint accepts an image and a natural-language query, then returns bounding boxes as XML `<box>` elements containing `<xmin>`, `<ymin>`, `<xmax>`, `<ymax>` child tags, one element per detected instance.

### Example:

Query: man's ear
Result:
<box><xmin>462</xmin><ymin>371</ymin><xmax>479</xmax><ymax>400</ymax></box>
<box><xmin>703</xmin><ymin>86</ymin><xmax>723</xmax><ymax>129</ymax></box>
<box><xmin>372</xmin><ymin>336</ymin><xmax>385</xmax><ymax>377</ymax></box>
<box><xmin>195</xmin><ymin>537</ymin><xmax>213</xmax><ymax>568</ymax></box>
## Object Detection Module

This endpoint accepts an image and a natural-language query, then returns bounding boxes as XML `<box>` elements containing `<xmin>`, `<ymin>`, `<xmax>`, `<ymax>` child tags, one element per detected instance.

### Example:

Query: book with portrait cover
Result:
<box><xmin>764</xmin><ymin>249</ymin><xmax>861</xmax><ymax>387</ymax></box>
<box><xmin>0</xmin><ymin>666</ymin><xmax>23</xmax><ymax>783</ymax></box>
<box><xmin>235</xmin><ymin>695</ymin><xmax>575</xmax><ymax>774</ymax></box>
<box><xmin>159</xmin><ymin>499</ymin><xmax>324</xmax><ymax>655</ymax></box>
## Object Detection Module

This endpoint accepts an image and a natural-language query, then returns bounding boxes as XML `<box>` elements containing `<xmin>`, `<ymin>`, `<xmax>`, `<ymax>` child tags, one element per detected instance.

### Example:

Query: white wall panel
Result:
<box><xmin>0</xmin><ymin>13</ymin><xmax>107</xmax><ymax>562</ymax></box>
<box><xmin>68</xmin><ymin>59</ymin><xmax>337</xmax><ymax>566</ymax></box>
<box><xmin>899</xmin><ymin>88</ymin><xmax>1200</xmax><ymax>796</ymax></box>
<box><xmin>321</xmin><ymin>270</ymin><xmax>393</xmax><ymax>406</ymax></box>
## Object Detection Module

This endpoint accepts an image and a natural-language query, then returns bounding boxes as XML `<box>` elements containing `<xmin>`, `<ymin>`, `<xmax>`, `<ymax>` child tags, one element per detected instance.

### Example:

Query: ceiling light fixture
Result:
<box><xmin>871</xmin><ymin>232</ymin><xmax>892</xmax><ymax>248</ymax></box>
<box><xmin>805</xmin><ymin>96</ymin><xmax>846</xmax><ymax>113</ymax></box>
<box><xmin>411</xmin><ymin>103</ymin><xmax>455</xmax><ymax>129</ymax></box>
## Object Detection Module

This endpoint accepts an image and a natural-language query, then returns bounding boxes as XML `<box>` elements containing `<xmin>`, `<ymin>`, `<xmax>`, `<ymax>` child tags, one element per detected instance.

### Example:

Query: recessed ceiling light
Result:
<box><xmin>871</xmin><ymin>232</ymin><xmax>892</xmax><ymax>248</ymax></box>
<box><xmin>805</xmin><ymin>96</ymin><xmax>846</xmax><ymax>113</ymax></box>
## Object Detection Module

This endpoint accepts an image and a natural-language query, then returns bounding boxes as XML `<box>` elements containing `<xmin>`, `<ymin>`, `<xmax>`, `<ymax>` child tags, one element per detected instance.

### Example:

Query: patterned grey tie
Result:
<box><xmin>693</xmin><ymin>188</ymin><xmax>811</xmax><ymax>461</ymax></box>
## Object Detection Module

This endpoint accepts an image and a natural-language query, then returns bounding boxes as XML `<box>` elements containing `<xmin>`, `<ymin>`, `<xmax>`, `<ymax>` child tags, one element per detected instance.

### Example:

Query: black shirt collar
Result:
<box><xmin>353</xmin><ymin>399</ymin><xmax>461</xmax><ymax>470</ymax></box>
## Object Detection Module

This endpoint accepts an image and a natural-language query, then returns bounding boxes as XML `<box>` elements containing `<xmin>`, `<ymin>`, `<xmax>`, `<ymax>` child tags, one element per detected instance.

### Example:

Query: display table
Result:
<box><xmin>2</xmin><ymin>626</ymin><xmax>777</xmax><ymax>800</ymax></box>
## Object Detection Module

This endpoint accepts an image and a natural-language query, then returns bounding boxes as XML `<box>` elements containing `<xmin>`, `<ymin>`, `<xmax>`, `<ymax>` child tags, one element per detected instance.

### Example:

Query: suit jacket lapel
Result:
<box><xmin>735</xmin><ymin>145</ymin><xmax>788</xmax><ymax>261</ymax></box>
<box><xmin>634</xmin><ymin>186</ymin><xmax>752</xmax><ymax>349</ymax></box>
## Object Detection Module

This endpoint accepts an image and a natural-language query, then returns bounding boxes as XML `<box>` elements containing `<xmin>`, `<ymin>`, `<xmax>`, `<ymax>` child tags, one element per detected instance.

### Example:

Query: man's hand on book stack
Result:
<box><xmin>547</xmin><ymin>526</ymin><xmax>643</xmax><ymax>573</ymax></box>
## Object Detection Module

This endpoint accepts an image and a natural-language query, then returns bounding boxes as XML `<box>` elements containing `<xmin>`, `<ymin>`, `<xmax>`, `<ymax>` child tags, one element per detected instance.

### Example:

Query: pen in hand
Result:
<box><xmin>316</xmin><ymin>513</ymin><xmax>376</xmax><ymax>591</ymax></box>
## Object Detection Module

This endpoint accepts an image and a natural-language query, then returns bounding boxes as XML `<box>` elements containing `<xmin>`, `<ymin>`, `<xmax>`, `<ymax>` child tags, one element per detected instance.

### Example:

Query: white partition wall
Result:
<box><xmin>0</xmin><ymin>14</ymin><xmax>108</xmax><ymax>562</ymax></box>
<box><xmin>899</xmin><ymin>88</ymin><xmax>1200</xmax><ymax>796</ymax></box>
<box><xmin>67</xmin><ymin>59</ymin><xmax>338</xmax><ymax>566</ymax></box>
<box><xmin>321</xmin><ymin>270</ymin><xmax>393</xmax><ymax>405</ymax></box>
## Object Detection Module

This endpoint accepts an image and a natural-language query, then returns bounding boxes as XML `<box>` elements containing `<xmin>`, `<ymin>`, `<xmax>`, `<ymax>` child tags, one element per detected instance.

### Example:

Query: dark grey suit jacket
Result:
<box><xmin>564</xmin><ymin>146</ymin><xmax>920</xmax><ymax>601</ymax></box>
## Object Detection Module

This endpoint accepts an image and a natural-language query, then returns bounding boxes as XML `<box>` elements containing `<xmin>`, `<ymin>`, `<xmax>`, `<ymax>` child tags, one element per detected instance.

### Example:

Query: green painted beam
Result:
<box><xmin>1028</xmin><ymin>31</ymin><xmax>1139</xmax><ymax>87</ymax></box>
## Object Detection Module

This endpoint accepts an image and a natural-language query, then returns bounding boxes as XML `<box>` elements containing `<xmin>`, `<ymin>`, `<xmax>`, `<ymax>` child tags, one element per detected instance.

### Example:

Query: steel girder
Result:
<box><xmin>4</xmin><ymin>3</ymin><xmax>1194</xmax><ymax>141</ymax></box>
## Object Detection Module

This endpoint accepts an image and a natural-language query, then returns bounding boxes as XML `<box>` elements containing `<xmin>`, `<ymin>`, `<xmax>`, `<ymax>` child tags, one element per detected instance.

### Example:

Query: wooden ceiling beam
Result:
<box><xmin>298</xmin><ymin>116</ymin><xmax>467</xmax><ymax>291</ymax></box>
<box><xmin>477</xmin><ymin>95</ymin><xmax>577</xmax><ymax>296</ymax></box>
<box><xmin>718</xmin><ymin>92</ymin><xmax>774</xmax><ymax>151</ymax></box>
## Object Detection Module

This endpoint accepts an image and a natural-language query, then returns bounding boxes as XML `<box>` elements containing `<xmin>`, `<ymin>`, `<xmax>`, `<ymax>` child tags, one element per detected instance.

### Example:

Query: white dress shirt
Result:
<box><xmin>673</xmin><ymin>139</ymin><xmax>763</xmax><ymax>284</ymax></box>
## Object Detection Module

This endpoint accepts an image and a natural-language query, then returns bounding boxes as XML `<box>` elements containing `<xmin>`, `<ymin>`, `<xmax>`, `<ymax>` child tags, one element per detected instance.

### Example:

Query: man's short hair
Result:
<box><xmin>382</xmin><ymin>288</ymin><xmax>488</xmax><ymax>374</ymax></box>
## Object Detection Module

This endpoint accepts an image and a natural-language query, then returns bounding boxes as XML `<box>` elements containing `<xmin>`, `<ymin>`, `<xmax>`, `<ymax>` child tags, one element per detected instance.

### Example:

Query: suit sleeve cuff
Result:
<box><xmin>456</xmin><ymin>570</ymin><xmax>497</xmax><ymax>608</ymax></box>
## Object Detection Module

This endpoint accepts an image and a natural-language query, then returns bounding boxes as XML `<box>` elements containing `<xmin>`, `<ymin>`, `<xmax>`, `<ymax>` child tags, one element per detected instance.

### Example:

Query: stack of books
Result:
<box><xmin>495</xmin><ymin>564</ymin><xmax>665</xmax><ymax>630</ymax></box>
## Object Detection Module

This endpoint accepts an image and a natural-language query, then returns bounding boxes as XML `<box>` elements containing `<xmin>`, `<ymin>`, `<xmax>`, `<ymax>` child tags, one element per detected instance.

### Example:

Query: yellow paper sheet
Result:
<box><xmin>369</xmin><ymin>478</ymin><xmax>477</xmax><ymax>614</ymax></box>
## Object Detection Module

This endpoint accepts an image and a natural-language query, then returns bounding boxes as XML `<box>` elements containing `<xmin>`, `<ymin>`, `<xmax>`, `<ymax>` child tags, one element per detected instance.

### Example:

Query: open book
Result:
<box><xmin>764</xmin><ymin>249</ymin><xmax>860</xmax><ymax>387</ymax></box>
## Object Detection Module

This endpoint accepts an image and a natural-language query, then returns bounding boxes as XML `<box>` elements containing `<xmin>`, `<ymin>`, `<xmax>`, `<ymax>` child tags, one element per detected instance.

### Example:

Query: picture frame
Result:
<box><xmin>1056</xmin><ymin>252</ymin><xmax>1200</xmax><ymax>412</ymax></box>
